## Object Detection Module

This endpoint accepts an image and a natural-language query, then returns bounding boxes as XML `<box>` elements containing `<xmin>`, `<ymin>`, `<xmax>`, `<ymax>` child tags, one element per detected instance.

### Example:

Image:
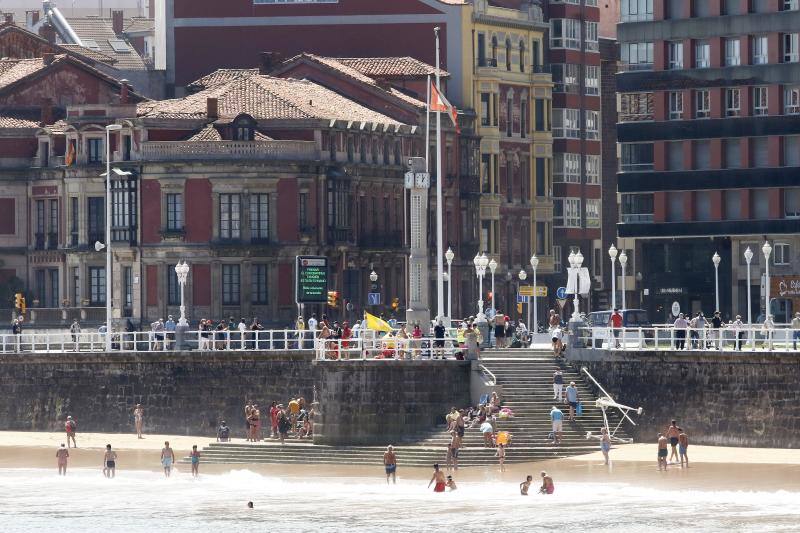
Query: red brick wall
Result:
<box><xmin>0</xmin><ymin>137</ymin><xmax>37</xmax><ymax>158</ymax></box>
<box><xmin>0</xmin><ymin>198</ymin><xmax>14</xmax><ymax>234</ymax></box>
<box><xmin>192</xmin><ymin>263</ymin><xmax>211</xmax><ymax>306</ymax></box>
<box><xmin>278</xmin><ymin>263</ymin><xmax>292</xmax><ymax>306</ymax></box>
<box><xmin>141</xmin><ymin>180</ymin><xmax>161</xmax><ymax>244</ymax></box>
<box><xmin>185</xmin><ymin>178</ymin><xmax>212</xmax><ymax>243</ymax></box>
<box><xmin>277</xmin><ymin>178</ymin><xmax>298</xmax><ymax>242</ymax></box>
<box><xmin>174</xmin><ymin>0</ymin><xmax>442</xmax><ymax>18</ymax></box>
<box><xmin>146</xmin><ymin>264</ymin><xmax>159</xmax><ymax>307</ymax></box>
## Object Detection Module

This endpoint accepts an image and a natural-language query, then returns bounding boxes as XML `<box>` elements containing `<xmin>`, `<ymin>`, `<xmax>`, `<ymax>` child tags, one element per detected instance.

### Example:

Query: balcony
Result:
<box><xmin>621</xmin><ymin>214</ymin><xmax>654</xmax><ymax>223</ymax></box>
<box><xmin>477</xmin><ymin>58</ymin><xmax>498</xmax><ymax>68</ymax></box>
<box><xmin>137</xmin><ymin>140</ymin><xmax>320</xmax><ymax>162</ymax></box>
<box><xmin>327</xmin><ymin>227</ymin><xmax>354</xmax><ymax>244</ymax></box>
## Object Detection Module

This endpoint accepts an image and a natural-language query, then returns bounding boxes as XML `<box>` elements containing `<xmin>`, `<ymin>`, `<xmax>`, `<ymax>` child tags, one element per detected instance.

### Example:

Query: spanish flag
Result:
<box><xmin>430</xmin><ymin>81</ymin><xmax>459</xmax><ymax>132</ymax></box>
<box><xmin>364</xmin><ymin>311</ymin><xmax>392</xmax><ymax>333</ymax></box>
<box><xmin>65</xmin><ymin>141</ymin><xmax>76</xmax><ymax>166</ymax></box>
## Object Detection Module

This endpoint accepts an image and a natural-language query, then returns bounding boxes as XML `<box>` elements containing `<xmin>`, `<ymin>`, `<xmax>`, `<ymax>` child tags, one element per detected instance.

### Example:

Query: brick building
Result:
<box><xmin>616</xmin><ymin>0</ymin><xmax>800</xmax><ymax>322</ymax></box>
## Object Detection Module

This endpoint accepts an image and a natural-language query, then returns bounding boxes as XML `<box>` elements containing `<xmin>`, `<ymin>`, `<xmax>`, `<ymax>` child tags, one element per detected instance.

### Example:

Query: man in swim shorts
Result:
<box><xmin>427</xmin><ymin>463</ymin><xmax>446</xmax><ymax>492</ymax></box>
<box><xmin>161</xmin><ymin>441</ymin><xmax>175</xmax><ymax>477</ymax></box>
<box><xmin>678</xmin><ymin>428</ymin><xmax>689</xmax><ymax>468</ymax></box>
<box><xmin>657</xmin><ymin>433</ymin><xmax>669</xmax><ymax>471</ymax></box>
<box><xmin>665</xmin><ymin>420</ymin><xmax>680</xmax><ymax>463</ymax></box>
<box><xmin>103</xmin><ymin>444</ymin><xmax>117</xmax><ymax>478</ymax></box>
<box><xmin>383</xmin><ymin>445</ymin><xmax>397</xmax><ymax>484</ymax></box>
<box><xmin>520</xmin><ymin>475</ymin><xmax>533</xmax><ymax>495</ymax></box>
<box><xmin>56</xmin><ymin>443</ymin><xmax>69</xmax><ymax>476</ymax></box>
<box><xmin>539</xmin><ymin>471</ymin><xmax>554</xmax><ymax>494</ymax></box>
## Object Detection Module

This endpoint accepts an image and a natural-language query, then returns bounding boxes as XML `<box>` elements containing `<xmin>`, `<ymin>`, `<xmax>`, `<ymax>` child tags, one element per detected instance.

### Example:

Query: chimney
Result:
<box><xmin>39</xmin><ymin>22</ymin><xmax>56</xmax><ymax>44</ymax></box>
<box><xmin>119</xmin><ymin>79</ymin><xmax>130</xmax><ymax>104</ymax></box>
<box><xmin>42</xmin><ymin>53</ymin><xmax>55</xmax><ymax>66</ymax></box>
<box><xmin>112</xmin><ymin>10</ymin><xmax>124</xmax><ymax>35</ymax></box>
<box><xmin>26</xmin><ymin>10</ymin><xmax>40</xmax><ymax>27</ymax></box>
<box><xmin>206</xmin><ymin>97</ymin><xmax>218</xmax><ymax>120</ymax></box>
<box><xmin>40</xmin><ymin>98</ymin><xmax>54</xmax><ymax>126</ymax></box>
<box><xmin>259</xmin><ymin>51</ymin><xmax>284</xmax><ymax>74</ymax></box>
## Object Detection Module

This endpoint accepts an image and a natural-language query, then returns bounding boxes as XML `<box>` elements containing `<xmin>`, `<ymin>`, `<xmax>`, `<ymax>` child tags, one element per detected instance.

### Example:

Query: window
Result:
<box><xmin>785</xmin><ymin>188</ymin><xmax>800</xmax><ymax>217</ymax></box>
<box><xmin>621</xmin><ymin>0</ymin><xmax>653</xmax><ymax>21</ymax></box>
<box><xmin>725</xmin><ymin>88</ymin><xmax>741</xmax><ymax>117</ymax></box>
<box><xmin>695</xmin><ymin>89</ymin><xmax>710</xmax><ymax>118</ymax></box>
<box><xmin>695</xmin><ymin>40</ymin><xmax>710</xmax><ymax>68</ymax></box>
<box><xmin>621</xmin><ymin>42</ymin><xmax>654</xmax><ymax>70</ymax></box>
<box><xmin>222</xmin><ymin>264</ymin><xmax>240</xmax><ymax>305</ymax></box>
<box><xmin>166</xmin><ymin>193</ymin><xmax>182</xmax><ymax>231</ymax></box>
<box><xmin>620</xmin><ymin>92</ymin><xmax>652</xmax><ymax>120</ymax></box>
<box><xmin>532</xmin><ymin>39</ymin><xmax>541</xmax><ymax>70</ymax></box>
<box><xmin>477</xmin><ymin>33</ymin><xmax>486</xmax><ymax>66</ymax></box>
<box><xmin>753</xmin><ymin>87</ymin><xmax>768</xmax><ymax>115</ymax></box>
<box><xmin>519</xmin><ymin>41</ymin><xmax>525</xmax><ymax>72</ymax></box>
<box><xmin>250</xmin><ymin>193</ymin><xmax>269</xmax><ymax>241</ymax></box>
<box><xmin>492</xmin><ymin>36</ymin><xmax>498</xmax><ymax>65</ymax></box>
<box><xmin>621</xmin><ymin>143</ymin><xmax>654</xmax><ymax>171</ymax></box>
<box><xmin>695</xmin><ymin>191</ymin><xmax>712</xmax><ymax>221</ymax></box>
<box><xmin>505</xmin><ymin>39</ymin><xmax>512</xmax><ymax>71</ymax></box>
<box><xmin>554</xmin><ymin>198</ymin><xmax>581</xmax><ymax>228</ymax></box>
<box><xmin>752</xmin><ymin>36</ymin><xmax>768</xmax><ymax>65</ymax></box>
<box><xmin>667</xmin><ymin>141</ymin><xmax>684</xmax><ymax>170</ymax></box>
<box><xmin>694</xmin><ymin>140</ymin><xmax>711</xmax><ymax>170</ymax></box>
<box><xmin>553</xmin><ymin>245</ymin><xmax>562</xmax><ymax>273</ymax></box>
<box><xmin>536</xmin><ymin>222</ymin><xmax>547</xmax><ymax>255</ymax></box>
<box><xmin>784</xmin><ymin>0</ymin><xmax>800</xmax><ymax>10</ymax></box>
<box><xmin>124</xmin><ymin>266</ymin><xmax>132</xmax><ymax>309</ymax></box>
<box><xmin>621</xmin><ymin>193</ymin><xmax>654</xmax><ymax>223</ymax></box>
<box><xmin>480</xmin><ymin>93</ymin><xmax>490</xmax><ymax>126</ymax></box>
<box><xmin>725</xmin><ymin>138</ymin><xmax>742</xmax><ymax>169</ymax></box>
<box><xmin>550</xmin><ymin>19</ymin><xmax>580</xmax><ymax>50</ymax></box>
<box><xmin>520</xmin><ymin>100</ymin><xmax>527</xmax><ymax>138</ymax></box>
<box><xmin>585</xmin><ymin>199</ymin><xmax>600</xmax><ymax>228</ymax></box>
<box><xmin>167</xmin><ymin>266</ymin><xmax>179</xmax><ymax>306</ymax></box>
<box><xmin>89</xmin><ymin>267</ymin><xmax>105</xmax><ymax>306</ymax></box>
<box><xmin>534</xmin><ymin>99</ymin><xmax>545</xmax><ymax>131</ymax></box>
<box><xmin>784</xmin><ymin>33</ymin><xmax>799</xmax><ymax>62</ymax></box>
<box><xmin>535</xmin><ymin>158</ymin><xmax>546</xmax><ymax>197</ymax></box>
<box><xmin>665</xmin><ymin>0</ymin><xmax>682</xmax><ymax>18</ymax></box>
<box><xmin>725</xmin><ymin>38</ymin><xmax>740</xmax><ymax>66</ymax></box>
<box><xmin>506</xmin><ymin>99</ymin><xmax>513</xmax><ymax>137</ymax></box>
<box><xmin>252</xmin><ymin>264</ymin><xmax>268</xmax><ymax>305</ymax></box>
<box><xmin>723</xmin><ymin>0</ymin><xmax>743</xmax><ymax>15</ymax></box>
<box><xmin>752</xmin><ymin>189</ymin><xmax>769</xmax><ymax>219</ymax></box>
<box><xmin>87</xmin><ymin>197</ymin><xmax>104</xmax><ymax>243</ymax></box>
<box><xmin>553</xmin><ymin>153</ymin><xmax>580</xmax><ymax>183</ymax></box>
<box><xmin>774</xmin><ymin>243</ymin><xmax>791</xmax><ymax>265</ymax></box>
<box><xmin>219</xmin><ymin>193</ymin><xmax>241</xmax><ymax>240</ymax></box>
<box><xmin>667</xmin><ymin>192</ymin><xmax>684</xmax><ymax>221</ymax></box>
<box><xmin>70</xmin><ymin>197</ymin><xmax>78</xmax><ymax>246</ymax></box>
<box><xmin>87</xmin><ymin>138</ymin><xmax>102</xmax><ymax>163</ymax></box>
<box><xmin>724</xmin><ymin>190</ymin><xmax>742</xmax><ymax>220</ymax></box>
<box><xmin>586</xmin><ymin>155</ymin><xmax>600</xmax><ymax>184</ymax></box>
<box><xmin>785</xmin><ymin>86</ymin><xmax>800</xmax><ymax>114</ymax></box>
<box><xmin>299</xmin><ymin>192</ymin><xmax>309</xmax><ymax>230</ymax></box>
<box><xmin>585</xmin><ymin>66</ymin><xmax>599</xmax><ymax>95</ymax></box>
<box><xmin>785</xmin><ymin>136</ymin><xmax>800</xmax><ymax>166</ymax></box>
<box><xmin>585</xmin><ymin>22</ymin><xmax>598</xmax><ymax>52</ymax></box>
<box><xmin>585</xmin><ymin>110</ymin><xmax>599</xmax><ymax>140</ymax></box>
<box><xmin>668</xmin><ymin>91</ymin><xmax>684</xmax><ymax>120</ymax></box>
<box><xmin>552</xmin><ymin>64</ymin><xmax>579</xmax><ymax>93</ymax></box>
<box><xmin>668</xmin><ymin>41</ymin><xmax>683</xmax><ymax>69</ymax></box>
<box><xmin>552</xmin><ymin>108</ymin><xmax>579</xmax><ymax>138</ymax></box>
<box><xmin>752</xmin><ymin>137</ymin><xmax>770</xmax><ymax>167</ymax></box>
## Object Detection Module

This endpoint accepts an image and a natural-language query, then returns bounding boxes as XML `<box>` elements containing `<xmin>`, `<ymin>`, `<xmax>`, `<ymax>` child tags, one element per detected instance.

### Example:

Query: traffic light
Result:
<box><xmin>327</xmin><ymin>290</ymin><xmax>339</xmax><ymax>308</ymax></box>
<box><xmin>14</xmin><ymin>293</ymin><xmax>22</xmax><ymax>310</ymax></box>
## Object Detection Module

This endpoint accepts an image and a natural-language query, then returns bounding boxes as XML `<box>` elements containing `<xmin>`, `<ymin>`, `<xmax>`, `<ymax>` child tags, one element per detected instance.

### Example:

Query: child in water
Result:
<box><xmin>520</xmin><ymin>475</ymin><xmax>533</xmax><ymax>495</ymax></box>
<box><xmin>190</xmin><ymin>445</ymin><xmax>200</xmax><ymax>478</ymax></box>
<box><xmin>445</xmin><ymin>475</ymin><xmax>457</xmax><ymax>491</ymax></box>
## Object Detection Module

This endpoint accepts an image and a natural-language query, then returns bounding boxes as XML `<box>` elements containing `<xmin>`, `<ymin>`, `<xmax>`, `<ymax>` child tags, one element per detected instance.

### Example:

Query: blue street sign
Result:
<box><xmin>556</xmin><ymin>286</ymin><xmax>567</xmax><ymax>300</ymax></box>
<box><xmin>368</xmin><ymin>292</ymin><xmax>381</xmax><ymax>306</ymax></box>
<box><xmin>517</xmin><ymin>294</ymin><xmax>529</xmax><ymax>304</ymax></box>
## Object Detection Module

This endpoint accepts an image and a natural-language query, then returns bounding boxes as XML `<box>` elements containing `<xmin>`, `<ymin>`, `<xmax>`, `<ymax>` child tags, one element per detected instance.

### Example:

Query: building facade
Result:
<box><xmin>616</xmin><ymin>0</ymin><xmax>800</xmax><ymax>322</ymax></box>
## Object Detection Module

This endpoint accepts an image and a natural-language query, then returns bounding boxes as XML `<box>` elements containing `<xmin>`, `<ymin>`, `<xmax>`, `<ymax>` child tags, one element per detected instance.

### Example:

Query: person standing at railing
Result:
<box><xmin>608</xmin><ymin>309</ymin><xmax>623</xmax><ymax>349</ymax></box>
<box><xmin>164</xmin><ymin>315</ymin><xmax>176</xmax><ymax>350</ymax></box>
<box><xmin>433</xmin><ymin>319</ymin><xmax>446</xmax><ymax>359</ymax></box>
<box><xmin>236</xmin><ymin>318</ymin><xmax>247</xmax><ymax>350</ymax></box>
<box><xmin>12</xmin><ymin>317</ymin><xmax>22</xmax><ymax>353</ymax></box>
<box><xmin>341</xmin><ymin>321</ymin><xmax>352</xmax><ymax>359</ymax></box>
<box><xmin>731</xmin><ymin>315</ymin><xmax>745</xmax><ymax>351</ymax></box>
<box><xmin>792</xmin><ymin>313</ymin><xmax>800</xmax><ymax>350</ymax></box>
<box><xmin>762</xmin><ymin>315</ymin><xmax>775</xmax><ymax>351</ymax></box>
<box><xmin>711</xmin><ymin>312</ymin><xmax>724</xmax><ymax>350</ymax></box>
<box><xmin>673</xmin><ymin>313</ymin><xmax>688</xmax><ymax>350</ymax></box>
<box><xmin>215</xmin><ymin>320</ymin><xmax>227</xmax><ymax>350</ymax></box>
<box><xmin>150</xmin><ymin>318</ymin><xmax>165</xmax><ymax>351</ymax></box>
<box><xmin>465</xmin><ymin>324</ymin><xmax>479</xmax><ymax>361</ymax></box>
<box><xmin>70</xmin><ymin>319</ymin><xmax>81</xmax><ymax>351</ymax></box>
<box><xmin>411</xmin><ymin>323</ymin><xmax>423</xmax><ymax>359</ymax></box>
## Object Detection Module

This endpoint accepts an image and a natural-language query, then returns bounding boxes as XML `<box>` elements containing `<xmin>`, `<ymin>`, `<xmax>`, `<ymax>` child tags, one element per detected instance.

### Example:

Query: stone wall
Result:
<box><xmin>570</xmin><ymin>349</ymin><xmax>800</xmax><ymax>448</ymax></box>
<box><xmin>313</xmin><ymin>360</ymin><xmax>472</xmax><ymax>446</ymax></box>
<box><xmin>0</xmin><ymin>352</ymin><xmax>472</xmax><ymax>445</ymax></box>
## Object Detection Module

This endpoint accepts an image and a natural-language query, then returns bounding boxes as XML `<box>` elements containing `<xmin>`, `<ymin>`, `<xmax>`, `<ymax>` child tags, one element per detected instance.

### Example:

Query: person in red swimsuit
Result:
<box><xmin>428</xmin><ymin>463</ymin><xmax>446</xmax><ymax>492</ymax></box>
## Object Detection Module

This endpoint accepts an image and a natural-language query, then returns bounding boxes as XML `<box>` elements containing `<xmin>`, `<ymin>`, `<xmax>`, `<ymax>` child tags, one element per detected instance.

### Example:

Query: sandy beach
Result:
<box><xmin>0</xmin><ymin>430</ymin><xmax>798</xmax><ymax>492</ymax></box>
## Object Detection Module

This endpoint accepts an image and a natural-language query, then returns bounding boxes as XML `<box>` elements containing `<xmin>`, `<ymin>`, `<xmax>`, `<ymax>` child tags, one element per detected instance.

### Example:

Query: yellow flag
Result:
<box><xmin>365</xmin><ymin>312</ymin><xmax>392</xmax><ymax>333</ymax></box>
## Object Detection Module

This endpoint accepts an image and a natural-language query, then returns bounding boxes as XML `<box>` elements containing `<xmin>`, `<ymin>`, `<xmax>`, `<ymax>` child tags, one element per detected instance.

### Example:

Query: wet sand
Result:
<box><xmin>1</xmin><ymin>431</ymin><xmax>798</xmax><ymax>492</ymax></box>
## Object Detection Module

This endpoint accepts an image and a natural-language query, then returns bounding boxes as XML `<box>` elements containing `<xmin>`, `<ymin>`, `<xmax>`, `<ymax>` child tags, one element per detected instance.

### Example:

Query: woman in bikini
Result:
<box><xmin>133</xmin><ymin>404</ymin><xmax>144</xmax><ymax>439</ymax></box>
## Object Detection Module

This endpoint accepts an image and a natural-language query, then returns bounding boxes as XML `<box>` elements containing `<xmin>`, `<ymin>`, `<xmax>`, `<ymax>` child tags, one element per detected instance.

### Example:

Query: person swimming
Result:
<box><xmin>520</xmin><ymin>475</ymin><xmax>533</xmax><ymax>495</ymax></box>
<box><xmin>247</xmin><ymin>502</ymin><xmax>254</xmax><ymax>509</ymax></box>
<box><xmin>539</xmin><ymin>471</ymin><xmax>554</xmax><ymax>494</ymax></box>
<box><xmin>445</xmin><ymin>475</ymin><xmax>457</xmax><ymax>491</ymax></box>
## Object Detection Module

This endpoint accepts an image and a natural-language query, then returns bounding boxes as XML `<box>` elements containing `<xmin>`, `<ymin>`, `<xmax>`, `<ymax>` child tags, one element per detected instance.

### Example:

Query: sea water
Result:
<box><xmin>1</xmin><ymin>468</ymin><xmax>798</xmax><ymax>532</ymax></box>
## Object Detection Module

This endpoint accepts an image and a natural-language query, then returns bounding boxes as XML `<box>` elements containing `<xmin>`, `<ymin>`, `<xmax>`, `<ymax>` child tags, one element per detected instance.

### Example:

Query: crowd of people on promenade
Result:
<box><xmin>671</xmin><ymin>311</ymin><xmax>800</xmax><ymax>351</ymax></box>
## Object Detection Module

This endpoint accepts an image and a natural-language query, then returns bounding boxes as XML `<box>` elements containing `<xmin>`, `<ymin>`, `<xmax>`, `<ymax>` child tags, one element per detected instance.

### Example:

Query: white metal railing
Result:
<box><xmin>578</xmin><ymin>325</ymin><xmax>800</xmax><ymax>352</ymax></box>
<box><xmin>138</xmin><ymin>140</ymin><xmax>320</xmax><ymax>161</ymax></box>
<box><xmin>314</xmin><ymin>335</ymin><xmax>461</xmax><ymax>361</ymax></box>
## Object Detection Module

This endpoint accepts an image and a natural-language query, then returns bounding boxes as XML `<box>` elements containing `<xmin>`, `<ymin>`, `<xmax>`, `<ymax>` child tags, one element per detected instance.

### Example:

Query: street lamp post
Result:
<box><xmin>488</xmin><ymin>258</ymin><xmax>497</xmax><ymax>318</ymax></box>
<box><xmin>103</xmin><ymin>123</ymin><xmax>122</xmax><ymax>352</ymax></box>
<box><xmin>369</xmin><ymin>270</ymin><xmax>378</xmax><ymax>312</ymax></box>
<box><xmin>445</xmin><ymin>247</ymin><xmax>454</xmax><ymax>322</ymax></box>
<box><xmin>744</xmin><ymin>246</ymin><xmax>753</xmax><ymax>347</ymax></box>
<box><xmin>608</xmin><ymin>244</ymin><xmax>618</xmax><ymax>310</ymax></box>
<box><xmin>473</xmin><ymin>253</ymin><xmax>489</xmax><ymax>320</ymax></box>
<box><xmin>518</xmin><ymin>269</ymin><xmax>527</xmax><ymax>325</ymax></box>
<box><xmin>571</xmin><ymin>251</ymin><xmax>584</xmax><ymax>320</ymax></box>
<box><xmin>762</xmin><ymin>241</ymin><xmax>772</xmax><ymax>319</ymax></box>
<box><xmin>619</xmin><ymin>250</ymin><xmax>628</xmax><ymax>311</ymax></box>
<box><xmin>175</xmin><ymin>261</ymin><xmax>190</xmax><ymax>326</ymax></box>
<box><xmin>712</xmin><ymin>252</ymin><xmax>721</xmax><ymax>312</ymax></box>
<box><xmin>530</xmin><ymin>255</ymin><xmax>539</xmax><ymax>333</ymax></box>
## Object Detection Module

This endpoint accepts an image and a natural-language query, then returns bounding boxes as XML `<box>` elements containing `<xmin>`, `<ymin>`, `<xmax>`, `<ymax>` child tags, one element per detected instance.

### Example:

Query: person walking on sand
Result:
<box><xmin>161</xmin><ymin>441</ymin><xmax>175</xmax><ymax>477</ymax></box>
<box><xmin>496</xmin><ymin>442</ymin><xmax>506</xmax><ymax>472</ymax></box>
<box><xmin>665</xmin><ymin>420</ymin><xmax>680</xmax><ymax>463</ymax></box>
<box><xmin>277</xmin><ymin>407</ymin><xmax>291</xmax><ymax>444</ymax></box>
<box><xmin>103</xmin><ymin>444</ymin><xmax>117</xmax><ymax>479</ymax></box>
<box><xmin>520</xmin><ymin>475</ymin><xmax>533</xmax><ymax>495</ymax></box>
<box><xmin>428</xmin><ymin>463</ymin><xmax>446</xmax><ymax>492</ymax></box>
<box><xmin>539</xmin><ymin>471</ymin><xmax>554</xmax><ymax>494</ymax></box>
<box><xmin>217</xmin><ymin>420</ymin><xmax>231</xmax><ymax>442</ymax></box>
<box><xmin>678</xmin><ymin>428</ymin><xmax>689</xmax><ymax>468</ymax></box>
<box><xmin>65</xmin><ymin>416</ymin><xmax>77</xmax><ymax>448</ymax></box>
<box><xmin>600</xmin><ymin>427</ymin><xmax>611</xmax><ymax>465</ymax></box>
<box><xmin>550</xmin><ymin>406</ymin><xmax>564</xmax><ymax>445</ymax></box>
<box><xmin>56</xmin><ymin>443</ymin><xmax>69</xmax><ymax>476</ymax></box>
<box><xmin>133</xmin><ymin>404</ymin><xmax>144</xmax><ymax>439</ymax></box>
<box><xmin>553</xmin><ymin>369</ymin><xmax>564</xmax><ymax>401</ymax></box>
<box><xmin>657</xmin><ymin>433</ymin><xmax>668</xmax><ymax>471</ymax></box>
<box><xmin>384</xmin><ymin>445</ymin><xmax>397</xmax><ymax>484</ymax></box>
<box><xmin>190</xmin><ymin>445</ymin><xmax>200</xmax><ymax>478</ymax></box>
<box><xmin>449</xmin><ymin>430</ymin><xmax>462</xmax><ymax>471</ymax></box>
<box><xmin>565</xmin><ymin>382</ymin><xmax>579</xmax><ymax>421</ymax></box>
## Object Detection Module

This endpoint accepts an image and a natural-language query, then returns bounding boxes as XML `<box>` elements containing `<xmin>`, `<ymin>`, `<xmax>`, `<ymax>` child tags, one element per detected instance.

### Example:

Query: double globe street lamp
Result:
<box><xmin>762</xmin><ymin>241</ymin><xmax>772</xmax><ymax>319</ymax></box>
<box><xmin>445</xmin><ymin>247</ymin><xmax>455</xmax><ymax>321</ymax></box>
<box><xmin>618</xmin><ymin>249</ymin><xmax>628</xmax><ymax>311</ymax></box>
<box><xmin>473</xmin><ymin>253</ymin><xmax>489</xmax><ymax>320</ymax></box>
<box><xmin>712</xmin><ymin>252</ymin><xmax>721</xmax><ymax>313</ymax></box>
<box><xmin>530</xmin><ymin>254</ymin><xmax>539</xmax><ymax>333</ymax></box>
<box><xmin>608</xmin><ymin>244</ymin><xmax>618</xmax><ymax>310</ymax></box>
<box><xmin>744</xmin><ymin>246</ymin><xmax>754</xmax><ymax>347</ymax></box>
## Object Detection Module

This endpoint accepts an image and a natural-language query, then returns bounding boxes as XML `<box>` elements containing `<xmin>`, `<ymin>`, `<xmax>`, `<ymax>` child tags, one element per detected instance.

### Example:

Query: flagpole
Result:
<box><xmin>434</xmin><ymin>27</ymin><xmax>445</xmax><ymax>324</ymax></box>
<box><xmin>425</xmin><ymin>74</ymin><xmax>431</xmax><ymax>174</ymax></box>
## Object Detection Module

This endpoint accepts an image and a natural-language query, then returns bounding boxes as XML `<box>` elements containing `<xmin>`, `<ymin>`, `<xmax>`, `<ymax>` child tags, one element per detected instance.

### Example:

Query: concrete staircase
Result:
<box><xmin>182</xmin><ymin>349</ymin><xmax>630</xmax><ymax>467</ymax></box>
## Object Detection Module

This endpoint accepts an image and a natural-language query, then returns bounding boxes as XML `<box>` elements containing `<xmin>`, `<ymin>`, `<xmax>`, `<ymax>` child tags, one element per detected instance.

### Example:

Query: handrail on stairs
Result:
<box><xmin>478</xmin><ymin>363</ymin><xmax>496</xmax><ymax>386</ymax></box>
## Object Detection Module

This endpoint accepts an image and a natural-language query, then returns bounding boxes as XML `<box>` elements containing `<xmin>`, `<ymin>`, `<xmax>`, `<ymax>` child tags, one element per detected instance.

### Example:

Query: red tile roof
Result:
<box><xmin>186</xmin><ymin>125</ymin><xmax>222</xmax><ymax>141</ymax></box>
<box><xmin>0</xmin><ymin>57</ymin><xmax>47</xmax><ymax>89</ymax></box>
<box><xmin>0</xmin><ymin>113</ymin><xmax>39</xmax><ymax>128</ymax></box>
<box><xmin>336</xmin><ymin>57</ymin><xmax>449</xmax><ymax>79</ymax></box>
<box><xmin>186</xmin><ymin>69</ymin><xmax>260</xmax><ymax>92</ymax></box>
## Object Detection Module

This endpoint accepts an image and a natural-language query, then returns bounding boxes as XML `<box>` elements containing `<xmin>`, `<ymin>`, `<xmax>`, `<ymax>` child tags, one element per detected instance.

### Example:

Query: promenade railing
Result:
<box><xmin>577</xmin><ymin>325</ymin><xmax>800</xmax><ymax>352</ymax></box>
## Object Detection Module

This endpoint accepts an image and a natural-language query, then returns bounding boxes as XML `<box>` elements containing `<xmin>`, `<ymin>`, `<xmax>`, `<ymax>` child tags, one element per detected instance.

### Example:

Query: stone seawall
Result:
<box><xmin>0</xmin><ymin>352</ymin><xmax>472</xmax><ymax>445</ymax></box>
<box><xmin>570</xmin><ymin>350</ymin><xmax>800</xmax><ymax>448</ymax></box>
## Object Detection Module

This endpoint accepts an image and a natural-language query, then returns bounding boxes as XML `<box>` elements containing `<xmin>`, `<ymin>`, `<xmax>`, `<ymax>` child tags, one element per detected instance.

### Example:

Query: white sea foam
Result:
<box><xmin>0</xmin><ymin>468</ymin><xmax>797</xmax><ymax>532</ymax></box>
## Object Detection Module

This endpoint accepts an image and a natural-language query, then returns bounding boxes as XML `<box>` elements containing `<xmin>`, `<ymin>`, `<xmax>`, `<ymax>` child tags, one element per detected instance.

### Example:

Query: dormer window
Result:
<box><xmin>232</xmin><ymin>114</ymin><xmax>256</xmax><ymax>141</ymax></box>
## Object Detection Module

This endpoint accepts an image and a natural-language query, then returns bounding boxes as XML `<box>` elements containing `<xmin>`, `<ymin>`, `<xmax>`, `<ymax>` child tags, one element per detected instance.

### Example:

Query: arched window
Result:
<box><xmin>519</xmin><ymin>41</ymin><xmax>525</xmax><ymax>72</ymax></box>
<box><xmin>491</xmin><ymin>36</ymin><xmax>498</xmax><ymax>66</ymax></box>
<box><xmin>232</xmin><ymin>114</ymin><xmax>255</xmax><ymax>141</ymax></box>
<box><xmin>506</xmin><ymin>39</ymin><xmax>512</xmax><ymax>71</ymax></box>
